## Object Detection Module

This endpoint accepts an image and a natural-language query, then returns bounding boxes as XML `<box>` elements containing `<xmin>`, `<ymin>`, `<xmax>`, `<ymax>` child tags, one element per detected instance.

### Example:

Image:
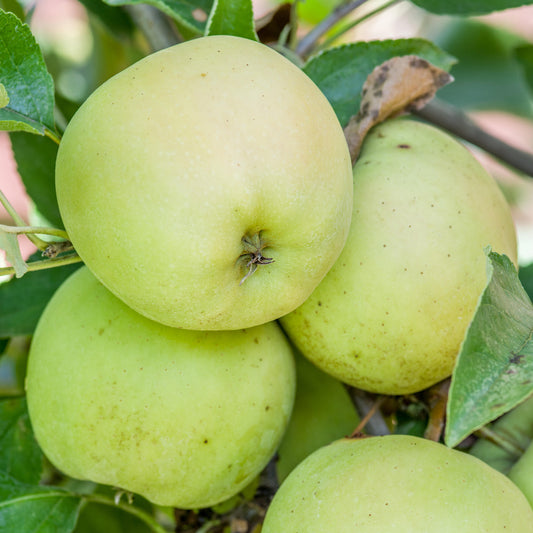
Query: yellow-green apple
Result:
<box><xmin>280</xmin><ymin>118</ymin><xmax>517</xmax><ymax>395</ymax></box>
<box><xmin>276</xmin><ymin>350</ymin><xmax>360</xmax><ymax>482</ymax></box>
<box><xmin>509</xmin><ymin>437</ymin><xmax>533</xmax><ymax>506</ymax></box>
<box><xmin>55</xmin><ymin>35</ymin><xmax>353</xmax><ymax>330</ymax></box>
<box><xmin>262</xmin><ymin>435</ymin><xmax>533</xmax><ymax>532</ymax></box>
<box><xmin>25</xmin><ymin>267</ymin><xmax>296</xmax><ymax>509</ymax></box>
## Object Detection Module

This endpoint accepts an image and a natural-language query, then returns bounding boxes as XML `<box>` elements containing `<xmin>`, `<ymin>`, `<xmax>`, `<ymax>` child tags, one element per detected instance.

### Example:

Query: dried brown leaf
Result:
<box><xmin>344</xmin><ymin>55</ymin><xmax>453</xmax><ymax>163</ymax></box>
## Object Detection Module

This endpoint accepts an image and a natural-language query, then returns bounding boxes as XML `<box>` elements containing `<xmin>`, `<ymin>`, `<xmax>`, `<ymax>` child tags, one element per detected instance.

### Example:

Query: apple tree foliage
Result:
<box><xmin>1</xmin><ymin>0</ymin><xmax>533</xmax><ymax>530</ymax></box>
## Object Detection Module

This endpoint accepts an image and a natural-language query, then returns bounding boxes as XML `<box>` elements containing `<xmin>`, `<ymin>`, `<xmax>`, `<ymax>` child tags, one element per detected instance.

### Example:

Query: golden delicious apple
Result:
<box><xmin>262</xmin><ymin>435</ymin><xmax>533</xmax><ymax>532</ymax></box>
<box><xmin>276</xmin><ymin>350</ymin><xmax>360</xmax><ymax>482</ymax></box>
<box><xmin>280</xmin><ymin>118</ymin><xmax>517</xmax><ymax>395</ymax></box>
<box><xmin>55</xmin><ymin>35</ymin><xmax>353</xmax><ymax>330</ymax></box>
<box><xmin>25</xmin><ymin>267</ymin><xmax>296</xmax><ymax>509</ymax></box>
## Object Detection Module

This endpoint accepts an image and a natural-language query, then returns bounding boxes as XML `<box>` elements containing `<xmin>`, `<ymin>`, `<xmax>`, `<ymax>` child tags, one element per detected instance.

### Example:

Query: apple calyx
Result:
<box><xmin>239</xmin><ymin>232</ymin><xmax>274</xmax><ymax>285</ymax></box>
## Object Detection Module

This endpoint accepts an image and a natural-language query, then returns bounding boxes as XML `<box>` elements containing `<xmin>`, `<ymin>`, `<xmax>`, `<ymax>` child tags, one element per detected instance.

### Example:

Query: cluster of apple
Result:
<box><xmin>25</xmin><ymin>34</ymin><xmax>533</xmax><ymax>529</ymax></box>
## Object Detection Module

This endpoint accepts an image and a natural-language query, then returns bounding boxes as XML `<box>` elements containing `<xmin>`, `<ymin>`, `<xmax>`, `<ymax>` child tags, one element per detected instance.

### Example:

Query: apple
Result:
<box><xmin>25</xmin><ymin>266</ymin><xmax>296</xmax><ymax>509</ymax></box>
<box><xmin>509</xmin><ymin>437</ymin><xmax>533</xmax><ymax>506</ymax></box>
<box><xmin>280</xmin><ymin>118</ymin><xmax>517</xmax><ymax>395</ymax></box>
<box><xmin>276</xmin><ymin>350</ymin><xmax>360</xmax><ymax>482</ymax></box>
<box><xmin>262</xmin><ymin>435</ymin><xmax>533</xmax><ymax>532</ymax></box>
<box><xmin>55</xmin><ymin>35</ymin><xmax>353</xmax><ymax>331</ymax></box>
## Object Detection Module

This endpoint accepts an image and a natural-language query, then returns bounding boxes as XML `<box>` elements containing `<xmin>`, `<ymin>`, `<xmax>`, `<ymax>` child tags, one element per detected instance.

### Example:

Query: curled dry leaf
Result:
<box><xmin>344</xmin><ymin>55</ymin><xmax>453</xmax><ymax>164</ymax></box>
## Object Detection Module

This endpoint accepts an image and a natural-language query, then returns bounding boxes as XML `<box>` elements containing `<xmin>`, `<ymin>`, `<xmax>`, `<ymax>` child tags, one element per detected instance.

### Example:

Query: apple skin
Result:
<box><xmin>25</xmin><ymin>266</ymin><xmax>296</xmax><ymax>509</ymax></box>
<box><xmin>262</xmin><ymin>435</ymin><xmax>533</xmax><ymax>532</ymax></box>
<box><xmin>280</xmin><ymin>118</ymin><xmax>517</xmax><ymax>395</ymax></box>
<box><xmin>276</xmin><ymin>350</ymin><xmax>360</xmax><ymax>482</ymax></box>
<box><xmin>55</xmin><ymin>35</ymin><xmax>353</xmax><ymax>331</ymax></box>
<box><xmin>509</xmin><ymin>437</ymin><xmax>533</xmax><ymax>507</ymax></box>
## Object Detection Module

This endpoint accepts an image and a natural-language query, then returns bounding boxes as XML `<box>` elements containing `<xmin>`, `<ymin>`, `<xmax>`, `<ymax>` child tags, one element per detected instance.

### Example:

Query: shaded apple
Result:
<box><xmin>275</xmin><ymin>349</ymin><xmax>360</xmax><ymax>482</ymax></box>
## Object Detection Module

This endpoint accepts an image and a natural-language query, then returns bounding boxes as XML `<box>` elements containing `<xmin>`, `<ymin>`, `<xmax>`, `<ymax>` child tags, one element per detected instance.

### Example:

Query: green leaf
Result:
<box><xmin>0</xmin><ymin>9</ymin><xmax>56</xmax><ymax>135</ymax></box>
<box><xmin>0</xmin><ymin>473</ymin><xmax>82</xmax><ymax>533</ymax></box>
<box><xmin>0</xmin><ymin>257</ymin><xmax>82</xmax><ymax>337</ymax></box>
<box><xmin>410</xmin><ymin>0</ymin><xmax>533</xmax><ymax>15</ymax></box>
<box><xmin>205</xmin><ymin>0</ymin><xmax>258</xmax><ymax>40</ymax></box>
<box><xmin>515</xmin><ymin>44</ymin><xmax>533</xmax><ymax>97</ymax></box>
<box><xmin>303</xmin><ymin>39</ymin><xmax>456</xmax><ymax>127</ymax></box>
<box><xmin>0</xmin><ymin>232</ymin><xmax>26</xmax><ymax>278</ymax></box>
<box><xmin>78</xmin><ymin>0</ymin><xmax>135</xmax><ymax>40</ymax></box>
<box><xmin>9</xmin><ymin>132</ymin><xmax>62</xmax><ymax>229</ymax></box>
<box><xmin>71</xmin><ymin>484</ymin><xmax>158</xmax><ymax>533</ymax></box>
<box><xmin>519</xmin><ymin>261</ymin><xmax>533</xmax><ymax>304</ymax></box>
<box><xmin>0</xmin><ymin>1</ymin><xmax>25</xmax><ymax>22</ymax></box>
<box><xmin>0</xmin><ymin>397</ymin><xmax>42</xmax><ymax>485</ymax></box>
<box><xmin>432</xmin><ymin>20</ymin><xmax>532</xmax><ymax>117</ymax></box>
<box><xmin>103</xmin><ymin>0</ymin><xmax>214</xmax><ymax>35</ymax></box>
<box><xmin>445</xmin><ymin>251</ymin><xmax>533</xmax><ymax>448</ymax></box>
<box><xmin>74</xmin><ymin>501</ymin><xmax>152</xmax><ymax>533</ymax></box>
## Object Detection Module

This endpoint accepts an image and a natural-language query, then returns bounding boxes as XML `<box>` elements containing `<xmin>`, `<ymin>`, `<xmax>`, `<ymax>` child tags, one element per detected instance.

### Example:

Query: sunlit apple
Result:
<box><xmin>26</xmin><ymin>267</ymin><xmax>296</xmax><ymax>509</ymax></box>
<box><xmin>55</xmin><ymin>35</ymin><xmax>353</xmax><ymax>330</ymax></box>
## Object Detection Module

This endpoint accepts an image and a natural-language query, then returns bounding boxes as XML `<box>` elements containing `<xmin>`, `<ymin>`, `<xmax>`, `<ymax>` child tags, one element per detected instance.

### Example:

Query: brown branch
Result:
<box><xmin>295</xmin><ymin>0</ymin><xmax>370</xmax><ymax>58</ymax></box>
<box><xmin>414</xmin><ymin>98</ymin><xmax>533</xmax><ymax>178</ymax></box>
<box><xmin>423</xmin><ymin>378</ymin><xmax>450</xmax><ymax>442</ymax></box>
<box><xmin>124</xmin><ymin>4</ymin><xmax>181</xmax><ymax>52</ymax></box>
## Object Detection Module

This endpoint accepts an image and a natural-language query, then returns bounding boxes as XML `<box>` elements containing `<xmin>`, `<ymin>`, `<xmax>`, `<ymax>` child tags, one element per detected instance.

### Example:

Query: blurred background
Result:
<box><xmin>2</xmin><ymin>0</ymin><xmax>533</xmax><ymax>267</ymax></box>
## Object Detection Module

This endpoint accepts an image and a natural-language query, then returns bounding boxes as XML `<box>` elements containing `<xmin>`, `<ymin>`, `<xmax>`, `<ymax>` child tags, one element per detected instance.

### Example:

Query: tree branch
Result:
<box><xmin>296</xmin><ymin>0</ymin><xmax>370</xmax><ymax>58</ymax></box>
<box><xmin>124</xmin><ymin>4</ymin><xmax>181</xmax><ymax>52</ymax></box>
<box><xmin>414</xmin><ymin>99</ymin><xmax>533</xmax><ymax>178</ymax></box>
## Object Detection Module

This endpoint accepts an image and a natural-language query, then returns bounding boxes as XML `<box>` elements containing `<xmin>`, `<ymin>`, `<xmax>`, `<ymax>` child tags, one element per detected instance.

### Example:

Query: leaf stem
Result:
<box><xmin>83</xmin><ymin>494</ymin><xmax>170</xmax><ymax>533</ymax></box>
<box><xmin>347</xmin><ymin>387</ymin><xmax>390</xmax><ymax>436</ymax></box>
<box><xmin>0</xmin><ymin>190</ymin><xmax>51</xmax><ymax>250</ymax></box>
<box><xmin>475</xmin><ymin>425</ymin><xmax>526</xmax><ymax>458</ymax></box>
<box><xmin>0</xmin><ymin>190</ymin><xmax>26</xmax><ymax>227</ymax></box>
<box><xmin>0</xmin><ymin>253</ymin><xmax>82</xmax><ymax>277</ymax></box>
<box><xmin>288</xmin><ymin>0</ymin><xmax>301</xmax><ymax>50</ymax></box>
<box><xmin>0</xmin><ymin>224</ymin><xmax>69</xmax><ymax>241</ymax></box>
<box><xmin>44</xmin><ymin>127</ymin><xmax>61</xmax><ymax>145</ymax></box>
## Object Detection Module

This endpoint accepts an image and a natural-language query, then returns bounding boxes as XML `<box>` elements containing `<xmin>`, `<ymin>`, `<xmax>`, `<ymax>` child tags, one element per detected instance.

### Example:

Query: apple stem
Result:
<box><xmin>475</xmin><ymin>426</ymin><xmax>526</xmax><ymax>458</ymax></box>
<box><xmin>0</xmin><ymin>253</ymin><xmax>82</xmax><ymax>278</ymax></box>
<box><xmin>239</xmin><ymin>233</ymin><xmax>274</xmax><ymax>285</ymax></box>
